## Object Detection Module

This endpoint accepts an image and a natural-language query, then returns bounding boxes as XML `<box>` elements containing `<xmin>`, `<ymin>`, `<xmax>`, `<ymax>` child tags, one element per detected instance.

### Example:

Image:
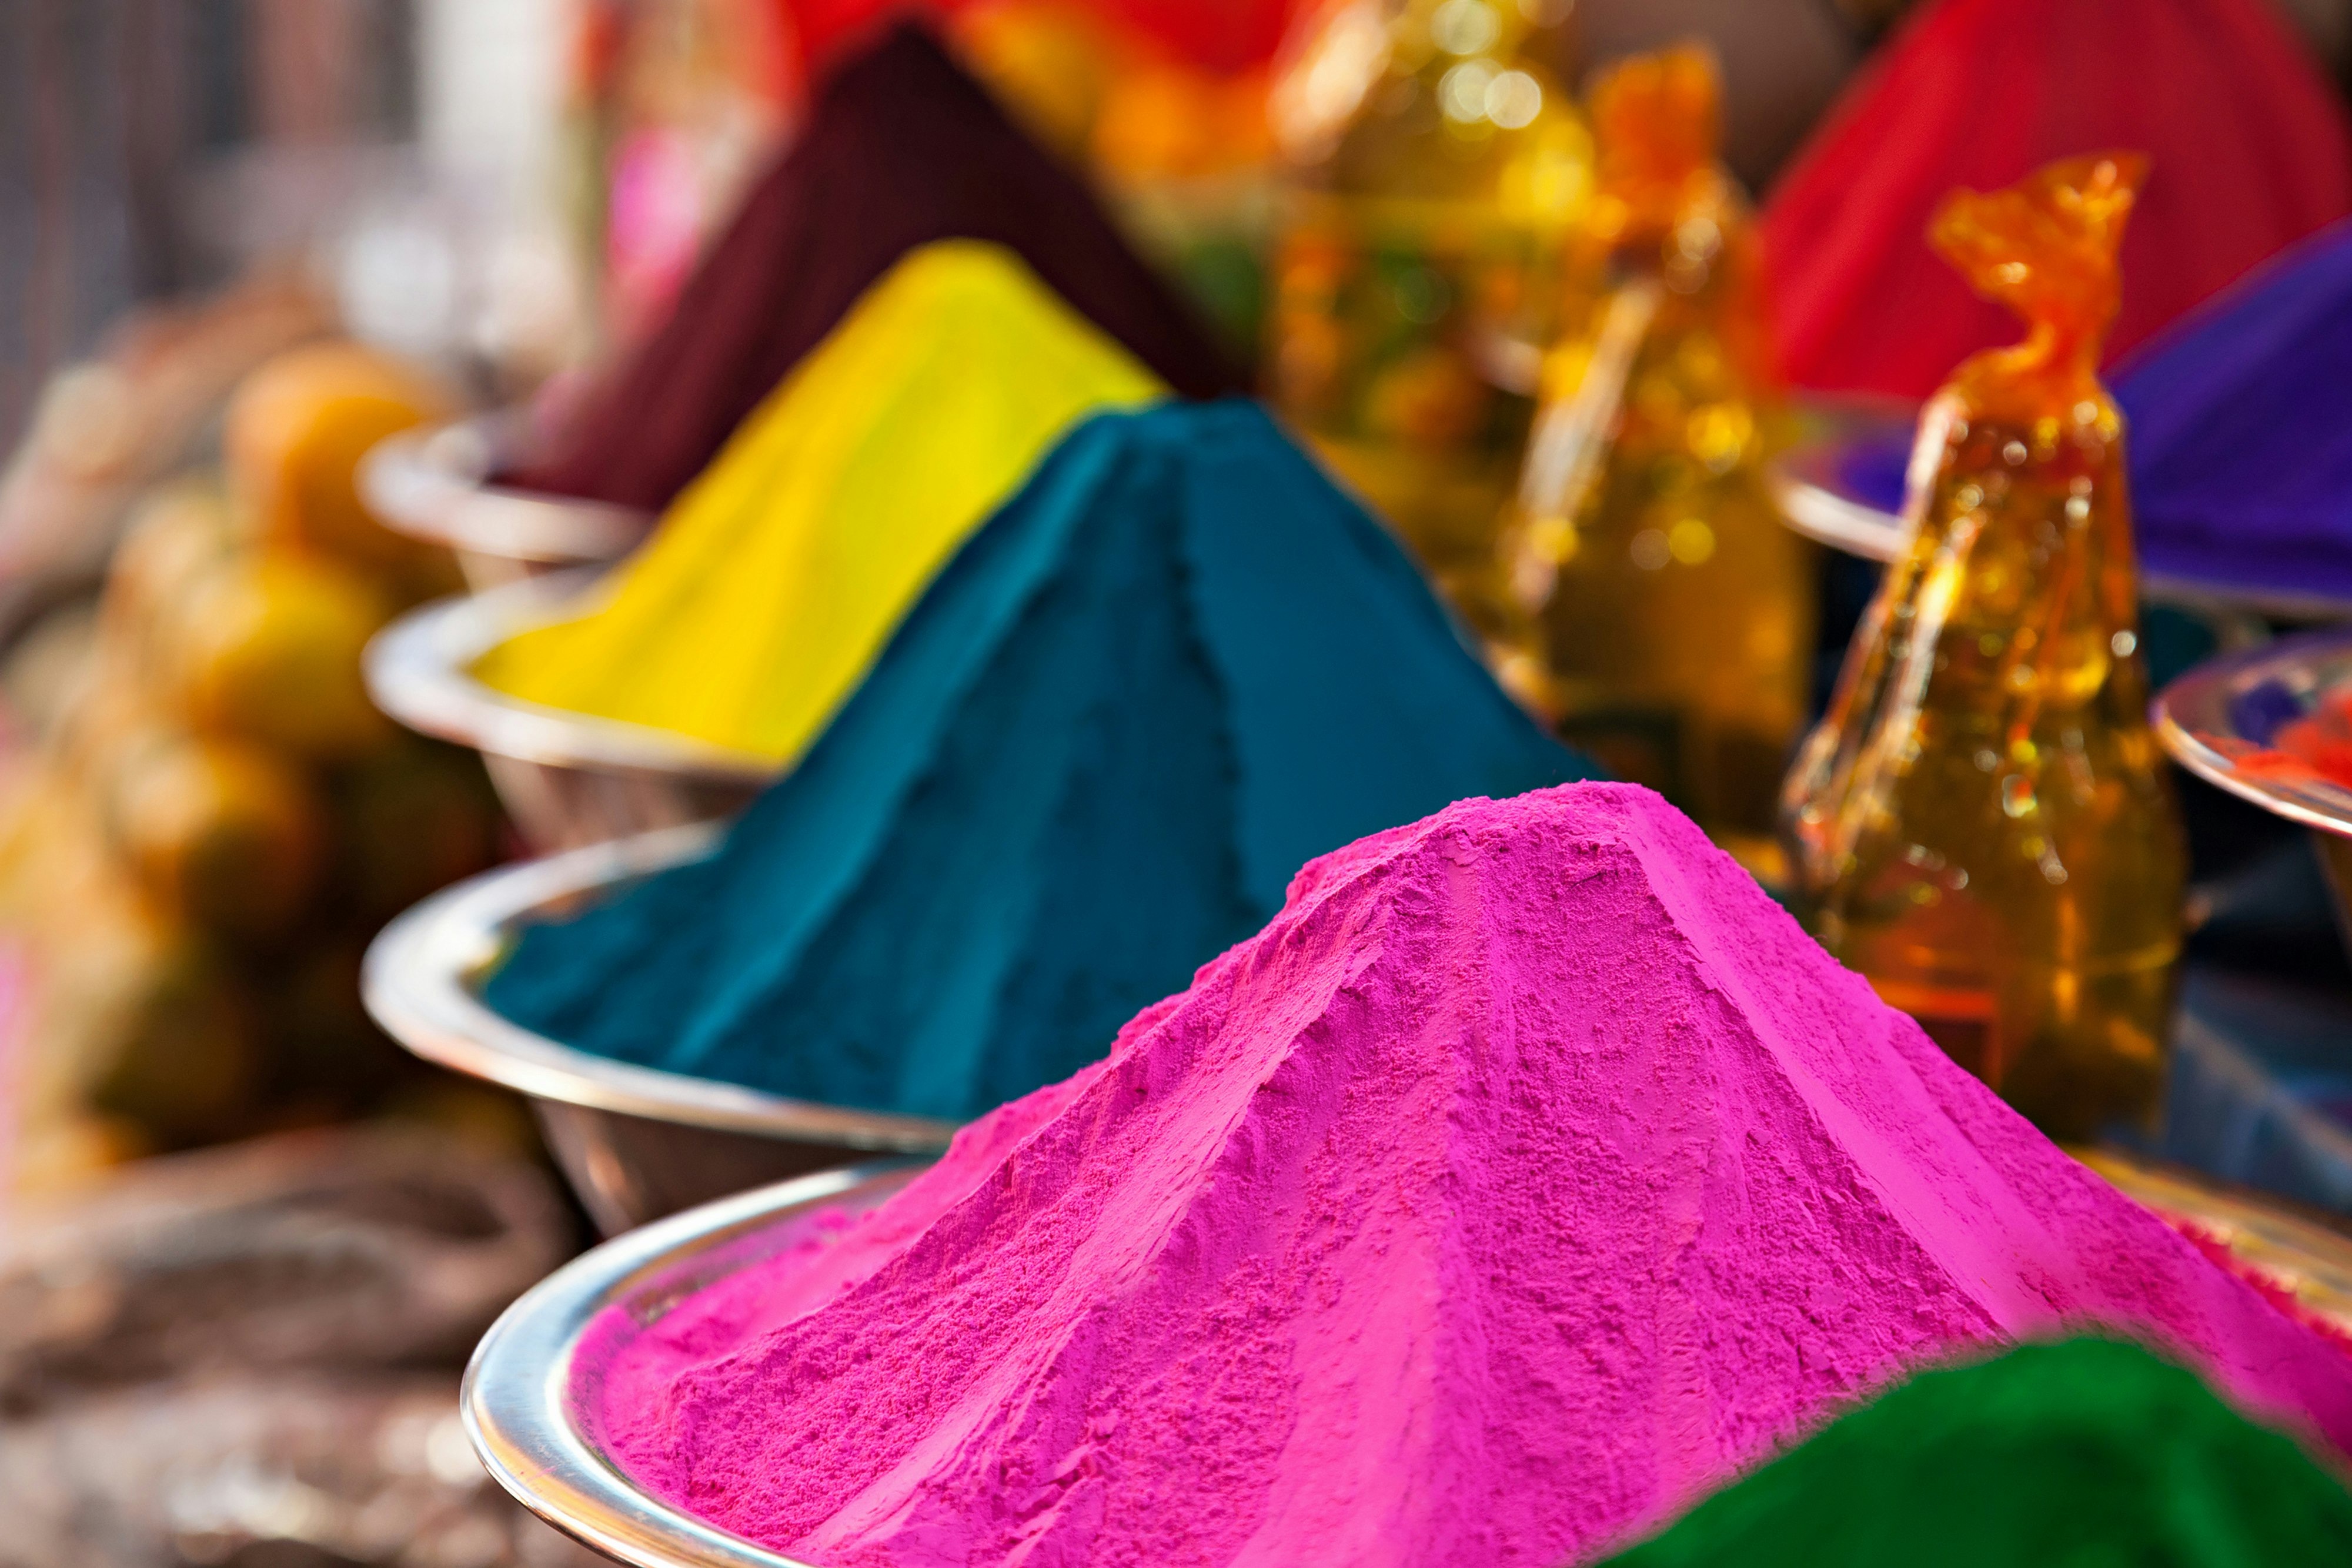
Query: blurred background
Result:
<box><xmin>2</xmin><ymin>2</ymin><xmax>2351</xmax><ymax>1564</ymax></box>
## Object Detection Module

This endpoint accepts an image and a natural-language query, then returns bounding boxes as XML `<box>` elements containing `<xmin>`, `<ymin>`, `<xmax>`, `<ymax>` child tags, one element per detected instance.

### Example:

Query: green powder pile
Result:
<box><xmin>1601</xmin><ymin>1338</ymin><xmax>2352</xmax><ymax>1566</ymax></box>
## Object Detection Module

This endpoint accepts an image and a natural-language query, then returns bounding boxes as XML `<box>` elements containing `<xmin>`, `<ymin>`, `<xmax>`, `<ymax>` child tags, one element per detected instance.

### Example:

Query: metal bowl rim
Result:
<box><xmin>1765</xmin><ymin>405</ymin><xmax>2352</xmax><ymax>619</ymax></box>
<box><xmin>363</xmin><ymin>568</ymin><xmax>785</xmax><ymax>782</ymax></box>
<box><xmin>2153</xmin><ymin>626</ymin><xmax>2352</xmax><ymax>841</ymax></box>
<box><xmin>361</xmin><ymin>825</ymin><xmax>961</xmax><ymax>1150</ymax></box>
<box><xmin>457</xmin><ymin>1145</ymin><xmax>2352</xmax><ymax>1568</ymax></box>
<box><xmin>465</xmin><ymin>1161</ymin><xmax>929</xmax><ymax>1568</ymax></box>
<box><xmin>360</xmin><ymin>412</ymin><xmax>650</xmax><ymax>565</ymax></box>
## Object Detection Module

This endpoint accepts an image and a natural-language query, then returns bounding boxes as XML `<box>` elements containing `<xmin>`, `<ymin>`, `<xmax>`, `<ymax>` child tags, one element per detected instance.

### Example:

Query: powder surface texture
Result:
<box><xmin>1762</xmin><ymin>0</ymin><xmax>2352</xmax><ymax>400</ymax></box>
<box><xmin>513</xmin><ymin>22</ymin><xmax>1241</xmax><ymax>513</ymax></box>
<box><xmin>474</xmin><ymin>241</ymin><xmax>1162</xmax><ymax>760</ymax></box>
<box><xmin>1602</xmin><ymin>1337</ymin><xmax>2352</xmax><ymax>1566</ymax></box>
<box><xmin>581</xmin><ymin>784</ymin><xmax>2352</xmax><ymax>1568</ymax></box>
<box><xmin>486</xmin><ymin>401</ymin><xmax>1589</xmax><ymax>1119</ymax></box>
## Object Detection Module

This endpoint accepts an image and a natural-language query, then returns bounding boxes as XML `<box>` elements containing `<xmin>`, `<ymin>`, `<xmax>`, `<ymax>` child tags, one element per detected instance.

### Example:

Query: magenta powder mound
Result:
<box><xmin>579</xmin><ymin>784</ymin><xmax>2352</xmax><ymax>1566</ymax></box>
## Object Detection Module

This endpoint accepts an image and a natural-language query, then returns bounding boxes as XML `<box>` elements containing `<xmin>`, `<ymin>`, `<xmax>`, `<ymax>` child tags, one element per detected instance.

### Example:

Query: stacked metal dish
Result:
<box><xmin>1765</xmin><ymin>397</ymin><xmax>2351</xmax><ymax>621</ymax></box>
<box><xmin>2154</xmin><ymin>629</ymin><xmax>2352</xmax><ymax>947</ymax></box>
<box><xmin>467</xmin><ymin>1162</ymin><xmax>924</xmax><ymax>1566</ymax></box>
<box><xmin>360</xmin><ymin>412</ymin><xmax>649</xmax><ymax>590</ymax></box>
<box><xmin>363</xmin><ymin>569</ymin><xmax>780</xmax><ymax>851</ymax></box>
<box><xmin>361</xmin><ymin>827</ymin><xmax>957</xmax><ymax>1235</ymax></box>
<box><xmin>457</xmin><ymin>1150</ymin><xmax>2352</xmax><ymax>1568</ymax></box>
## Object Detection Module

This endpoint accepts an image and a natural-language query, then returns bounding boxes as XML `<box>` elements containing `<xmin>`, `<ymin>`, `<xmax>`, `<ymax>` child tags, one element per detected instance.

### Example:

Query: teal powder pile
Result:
<box><xmin>485</xmin><ymin>400</ymin><xmax>1593</xmax><ymax>1118</ymax></box>
<box><xmin>1601</xmin><ymin>1338</ymin><xmax>2352</xmax><ymax>1567</ymax></box>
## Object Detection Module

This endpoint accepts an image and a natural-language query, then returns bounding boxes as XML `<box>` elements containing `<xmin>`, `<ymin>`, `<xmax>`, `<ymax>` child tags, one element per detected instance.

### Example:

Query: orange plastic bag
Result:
<box><xmin>1782</xmin><ymin>154</ymin><xmax>2186</xmax><ymax>1140</ymax></box>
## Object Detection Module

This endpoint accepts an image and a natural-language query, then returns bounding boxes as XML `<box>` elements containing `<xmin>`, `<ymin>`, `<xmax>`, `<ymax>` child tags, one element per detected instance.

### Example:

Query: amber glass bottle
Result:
<box><xmin>1265</xmin><ymin>0</ymin><xmax>1593</xmax><ymax>647</ymax></box>
<box><xmin>1494</xmin><ymin>47</ymin><xmax>1813</xmax><ymax>845</ymax></box>
<box><xmin>1781</xmin><ymin>153</ymin><xmax>2185</xmax><ymax>1142</ymax></box>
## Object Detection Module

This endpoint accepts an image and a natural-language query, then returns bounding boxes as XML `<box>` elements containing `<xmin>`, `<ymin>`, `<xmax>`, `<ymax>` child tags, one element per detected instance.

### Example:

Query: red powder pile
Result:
<box><xmin>517</xmin><ymin>22</ymin><xmax>1242</xmax><ymax>511</ymax></box>
<box><xmin>1763</xmin><ymin>0</ymin><xmax>2352</xmax><ymax>399</ymax></box>
<box><xmin>582</xmin><ymin>784</ymin><xmax>2352</xmax><ymax>1567</ymax></box>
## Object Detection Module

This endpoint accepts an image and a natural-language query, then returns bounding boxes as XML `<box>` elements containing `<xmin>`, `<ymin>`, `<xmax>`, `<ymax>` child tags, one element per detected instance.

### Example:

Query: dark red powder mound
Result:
<box><xmin>785</xmin><ymin>1</ymin><xmax>1297</xmax><ymax>77</ymax></box>
<box><xmin>514</xmin><ymin>22</ymin><xmax>1244</xmax><ymax>511</ymax></box>
<box><xmin>1762</xmin><ymin>0</ymin><xmax>2352</xmax><ymax>400</ymax></box>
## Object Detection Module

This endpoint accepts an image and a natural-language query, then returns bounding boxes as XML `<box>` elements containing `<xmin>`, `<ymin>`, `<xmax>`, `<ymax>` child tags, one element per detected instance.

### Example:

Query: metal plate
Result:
<box><xmin>461</xmin><ymin>1147</ymin><xmax>2352</xmax><ymax>1568</ymax></box>
<box><xmin>1766</xmin><ymin>399</ymin><xmax>2352</xmax><ymax>620</ymax></box>
<box><xmin>465</xmin><ymin>1163</ymin><xmax>926</xmax><ymax>1567</ymax></box>
<box><xmin>362</xmin><ymin>829</ymin><xmax>958</xmax><ymax>1233</ymax></box>
<box><xmin>363</xmin><ymin>571</ymin><xmax>780</xmax><ymax>850</ymax></box>
<box><xmin>360</xmin><ymin>413</ymin><xmax>649</xmax><ymax>589</ymax></box>
<box><xmin>2153</xmin><ymin>630</ymin><xmax>2352</xmax><ymax>841</ymax></box>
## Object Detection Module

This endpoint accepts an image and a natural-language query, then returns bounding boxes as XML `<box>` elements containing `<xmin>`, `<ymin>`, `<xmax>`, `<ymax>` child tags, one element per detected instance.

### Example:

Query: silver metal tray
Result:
<box><xmin>465</xmin><ymin>1162</ymin><xmax>926</xmax><ymax>1567</ymax></box>
<box><xmin>2154</xmin><ymin>629</ymin><xmax>2352</xmax><ymax>950</ymax></box>
<box><xmin>460</xmin><ymin>1147</ymin><xmax>2352</xmax><ymax>1568</ymax></box>
<box><xmin>360</xmin><ymin>412</ymin><xmax>649</xmax><ymax>590</ymax></box>
<box><xmin>1764</xmin><ymin>395</ymin><xmax>1920</xmax><ymax>564</ymax></box>
<box><xmin>1766</xmin><ymin>397</ymin><xmax>2352</xmax><ymax>620</ymax></box>
<box><xmin>362</xmin><ymin>826</ymin><xmax>958</xmax><ymax>1235</ymax></box>
<box><xmin>363</xmin><ymin>569</ymin><xmax>780</xmax><ymax>851</ymax></box>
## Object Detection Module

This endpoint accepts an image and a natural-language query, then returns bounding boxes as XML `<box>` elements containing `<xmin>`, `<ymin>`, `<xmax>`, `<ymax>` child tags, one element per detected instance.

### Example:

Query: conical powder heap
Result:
<box><xmin>1603</xmin><ymin>1338</ymin><xmax>2352</xmax><ymax>1566</ymax></box>
<box><xmin>2112</xmin><ymin>216</ymin><xmax>2352</xmax><ymax>604</ymax></box>
<box><xmin>486</xmin><ymin>402</ymin><xmax>1589</xmax><ymax>1119</ymax></box>
<box><xmin>582</xmin><ymin>784</ymin><xmax>2352</xmax><ymax>1567</ymax></box>
<box><xmin>1763</xmin><ymin>0</ymin><xmax>2352</xmax><ymax>399</ymax></box>
<box><xmin>473</xmin><ymin>241</ymin><xmax>1164</xmax><ymax>761</ymax></box>
<box><xmin>514</xmin><ymin>21</ymin><xmax>1241</xmax><ymax>513</ymax></box>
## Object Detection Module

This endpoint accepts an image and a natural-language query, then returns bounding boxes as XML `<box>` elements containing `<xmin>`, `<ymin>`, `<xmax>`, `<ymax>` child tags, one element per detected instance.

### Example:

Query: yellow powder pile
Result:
<box><xmin>473</xmin><ymin>240</ymin><xmax>1165</xmax><ymax>760</ymax></box>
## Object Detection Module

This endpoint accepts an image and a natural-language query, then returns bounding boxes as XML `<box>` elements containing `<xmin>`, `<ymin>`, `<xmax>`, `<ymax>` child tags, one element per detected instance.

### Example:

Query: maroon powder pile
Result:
<box><xmin>514</xmin><ymin>21</ymin><xmax>1243</xmax><ymax>512</ymax></box>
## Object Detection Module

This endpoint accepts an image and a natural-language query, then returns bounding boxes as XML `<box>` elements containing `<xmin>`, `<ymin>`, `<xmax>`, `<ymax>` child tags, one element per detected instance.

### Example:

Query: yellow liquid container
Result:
<box><xmin>1781</xmin><ymin>154</ymin><xmax>2186</xmax><ymax>1142</ymax></box>
<box><xmin>1265</xmin><ymin>0</ymin><xmax>1593</xmax><ymax>645</ymax></box>
<box><xmin>1496</xmin><ymin>47</ymin><xmax>1813</xmax><ymax>842</ymax></box>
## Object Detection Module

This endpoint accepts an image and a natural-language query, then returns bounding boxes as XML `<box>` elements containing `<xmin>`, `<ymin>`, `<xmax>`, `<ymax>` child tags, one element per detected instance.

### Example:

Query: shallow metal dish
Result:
<box><xmin>1764</xmin><ymin>395</ymin><xmax>1920</xmax><ymax>564</ymax></box>
<box><xmin>462</xmin><ymin>1148</ymin><xmax>2352</xmax><ymax>1568</ymax></box>
<box><xmin>1766</xmin><ymin>398</ymin><xmax>2352</xmax><ymax>620</ymax></box>
<box><xmin>364</xmin><ymin>569</ymin><xmax>781</xmax><ymax>851</ymax></box>
<box><xmin>2154</xmin><ymin>629</ymin><xmax>2352</xmax><ymax>949</ymax></box>
<box><xmin>466</xmin><ymin>1161</ymin><xmax>926</xmax><ymax>1567</ymax></box>
<box><xmin>360</xmin><ymin>413</ymin><xmax>650</xmax><ymax>590</ymax></box>
<box><xmin>362</xmin><ymin>826</ymin><xmax>958</xmax><ymax>1235</ymax></box>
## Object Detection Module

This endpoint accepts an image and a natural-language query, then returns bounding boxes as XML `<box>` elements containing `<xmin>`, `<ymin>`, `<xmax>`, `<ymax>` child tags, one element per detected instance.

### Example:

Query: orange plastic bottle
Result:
<box><xmin>1495</xmin><ymin>46</ymin><xmax>1812</xmax><ymax>847</ymax></box>
<box><xmin>1265</xmin><ymin>0</ymin><xmax>1593</xmax><ymax>646</ymax></box>
<box><xmin>1781</xmin><ymin>153</ymin><xmax>2186</xmax><ymax>1141</ymax></box>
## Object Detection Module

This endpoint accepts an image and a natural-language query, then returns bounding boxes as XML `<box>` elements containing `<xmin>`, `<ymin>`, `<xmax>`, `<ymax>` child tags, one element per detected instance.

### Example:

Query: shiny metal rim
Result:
<box><xmin>360</xmin><ymin>413</ymin><xmax>649</xmax><ymax>565</ymax></box>
<box><xmin>363</xmin><ymin>568</ymin><xmax>784</xmax><ymax>782</ymax></box>
<box><xmin>2152</xmin><ymin>628</ymin><xmax>2352</xmax><ymax>841</ymax></box>
<box><xmin>1763</xmin><ymin>461</ymin><xmax>1908</xmax><ymax>563</ymax></box>
<box><xmin>1768</xmin><ymin>418</ymin><xmax>2352</xmax><ymax>621</ymax></box>
<box><xmin>360</xmin><ymin>825</ymin><xmax>962</xmax><ymax>1150</ymax></box>
<box><xmin>459</xmin><ymin>1146</ymin><xmax>2352</xmax><ymax>1568</ymax></box>
<box><xmin>465</xmin><ymin>1162</ymin><xmax>928</xmax><ymax>1568</ymax></box>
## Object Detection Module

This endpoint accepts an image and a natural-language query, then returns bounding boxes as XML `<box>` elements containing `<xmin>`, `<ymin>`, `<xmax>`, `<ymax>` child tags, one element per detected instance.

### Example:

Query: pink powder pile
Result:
<box><xmin>583</xmin><ymin>783</ymin><xmax>2352</xmax><ymax>1566</ymax></box>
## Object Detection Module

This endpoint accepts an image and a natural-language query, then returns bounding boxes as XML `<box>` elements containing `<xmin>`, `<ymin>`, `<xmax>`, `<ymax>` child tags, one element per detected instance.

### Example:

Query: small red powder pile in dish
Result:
<box><xmin>583</xmin><ymin>784</ymin><xmax>2352</xmax><ymax>1567</ymax></box>
<box><xmin>1764</xmin><ymin>0</ymin><xmax>2352</xmax><ymax>399</ymax></box>
<box><xmin>2264</xmin><ymin>688</ymin><xmax>2352</xmax><ymax>790</ymax></box>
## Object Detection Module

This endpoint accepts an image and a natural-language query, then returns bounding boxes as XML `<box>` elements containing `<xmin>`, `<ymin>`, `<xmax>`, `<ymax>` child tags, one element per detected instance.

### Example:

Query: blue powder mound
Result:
<box><xmin>486</xmin><ymin>400</ymin><xmax>1596</xmax><ymax>1119</ymax></box>
<box><xmin>2113</xmin><ymin>216</ymin><xmax>2352</xmax><ymax>606</ymax></box>
<box><xmin>1837</xmin><ymin>218</ymin><xmax>2352</xmax><ymax>604</ymax></box>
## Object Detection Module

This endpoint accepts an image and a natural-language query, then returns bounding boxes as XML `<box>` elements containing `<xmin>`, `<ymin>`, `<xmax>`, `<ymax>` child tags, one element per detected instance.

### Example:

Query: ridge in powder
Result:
<box><xmin>583</xmin><ymin>783</ymin><xmax>2352</xmax><ymax>1568</ymax></box>
<box><xmin>473</xmin><ymin>239</ymin><xmax>1164</xmax><ymax>760</ymax></box>
<box><xmin>513</xmin><ymin>20</ymin><xmax>1244</xmax><ymax>511</ymax></box>
<box><xmin>486</xmin><ymin>400</ymin><xmax>1591</xmax><ymax>1120</ymax></box>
